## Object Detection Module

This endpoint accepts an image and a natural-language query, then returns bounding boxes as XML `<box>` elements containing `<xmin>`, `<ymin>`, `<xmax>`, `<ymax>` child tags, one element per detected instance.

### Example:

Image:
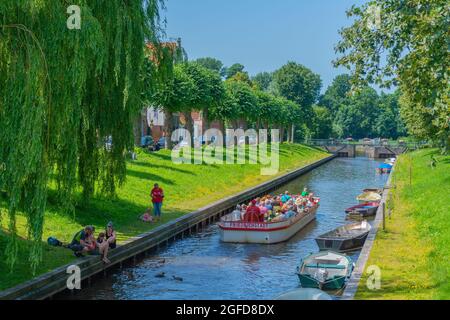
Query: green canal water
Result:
<box><xmin>63</xmin><ymin>157</ymin><xmax>389</xmax><ymax>300</ymax></box>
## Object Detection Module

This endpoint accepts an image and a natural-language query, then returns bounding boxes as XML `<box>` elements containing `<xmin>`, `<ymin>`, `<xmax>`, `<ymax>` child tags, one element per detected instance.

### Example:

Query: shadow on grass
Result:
<box><xmin>131</xmin><ymin>162</ymin><xmax>197</xmax><ymax>175</ymax></box>
<box><xmin>126</xmin><ymin>169</ymin><xmax>175</xmax><ymax>186</ymax></box>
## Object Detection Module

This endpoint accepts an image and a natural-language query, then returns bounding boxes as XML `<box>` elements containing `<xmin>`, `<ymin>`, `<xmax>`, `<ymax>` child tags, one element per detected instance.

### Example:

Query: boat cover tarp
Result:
<box><xmin>378</xmin><ymin>163</ymin><xmax>393</xmax><ymax>169</ymax></box>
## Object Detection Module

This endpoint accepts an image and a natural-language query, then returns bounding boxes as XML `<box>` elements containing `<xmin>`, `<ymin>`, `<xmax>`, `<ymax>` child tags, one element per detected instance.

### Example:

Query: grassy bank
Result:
<box><xmin>0</xmin><ymin>143</ymin><xmax>328</xmax><ymax>291</ymax></box>
<box><xmin>356</xmin><ymin>149</ymin><xmax>450</xmax><ymax>300</ymax></box>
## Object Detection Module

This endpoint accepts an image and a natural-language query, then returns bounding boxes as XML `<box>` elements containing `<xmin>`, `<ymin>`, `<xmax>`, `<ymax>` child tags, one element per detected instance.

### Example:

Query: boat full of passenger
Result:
<box><xmin>218</xmin><ymin>188</ymin><xmax>319</xmax><ymax>244</ymax></box>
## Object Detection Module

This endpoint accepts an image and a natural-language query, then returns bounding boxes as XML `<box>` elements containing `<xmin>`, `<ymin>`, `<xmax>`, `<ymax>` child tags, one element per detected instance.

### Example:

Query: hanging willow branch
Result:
<box><xmin>0</xmin><ymin>0</ymin><xmax>166</xmax><ymax>272</ymax></box>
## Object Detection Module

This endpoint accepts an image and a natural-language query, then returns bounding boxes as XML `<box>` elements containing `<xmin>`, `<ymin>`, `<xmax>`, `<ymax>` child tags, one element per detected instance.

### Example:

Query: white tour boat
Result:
<box><xmin>218</xmin><ymin>201</ymin><xmax>319</xmax><ymax>244</ymax></box>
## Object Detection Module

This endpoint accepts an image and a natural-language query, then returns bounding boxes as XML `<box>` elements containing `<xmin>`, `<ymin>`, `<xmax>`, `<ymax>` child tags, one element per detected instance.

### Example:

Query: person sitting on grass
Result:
<box><xmin>69</xmin><ymin>225</ymin><xmax>95</xmax><ymax>257</ymax></box>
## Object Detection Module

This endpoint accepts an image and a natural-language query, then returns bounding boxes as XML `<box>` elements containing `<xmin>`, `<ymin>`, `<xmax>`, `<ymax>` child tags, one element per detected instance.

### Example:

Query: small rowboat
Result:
<box><xmin>376</xmin><ymin>163</ymin><xmax>392</xmax><ymax>174</ymax></box>
<box><xmin>345</xmin><ymin>202</ymin><xmax>379</xmax><ymax>217</ymax></box>
<box><xmin>385</xmin><ymin>157</ymin><xmax>396</xmax><ymax>164</ymax></box>
<box><xmin>275</xmin><ymin>288</ymin><xmax>332</xmax><ymax>300</ymax></box>
<box><xmin>296</xmin><ymin>251</ymin><xmax>353</xmax><ymax>290</ymax></box>
<box><xmin>356</xmin><ymin>191</ymin><xmax>381</xmax><ymax>203</ymax></box>
<box><xmin>315</xmin><ymin>221</ymin><xmax>372</xmax><ymax>252</ymax></box>
<box><xmin>363</xmin><ymin>188</ymin><xmax>382</xmax><ymax>195</ymax></box>
<box><xmin>218</xmin><ymin>202</ymin><xmax>319</xmax><ymax>244</ymax></box>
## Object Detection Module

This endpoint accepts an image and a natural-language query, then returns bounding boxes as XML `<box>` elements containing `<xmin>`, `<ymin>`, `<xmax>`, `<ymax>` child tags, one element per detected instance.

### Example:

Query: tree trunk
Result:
<box><xmin>287</xmin><ymin>125</ymin><xmax>292</xmax><ymax>143</ymax></box>
<box><xmin>183</xmin><ymin>111</ymin><xmax>195</xmax><ymax>147</ymax></box>
<box><xmin>164</xmin><ymin>108</ymin><xmax>174</xmax><ymax>149</ymax></box>
<box><xmin>256</xmin><ymin>118</ymin><xmax>261</xmax><ymax>144</ymax></box>
<box><xmin>202</xmin><ymin>108</ymin><xmax>209</xmax><ymax>145</ymax></box>
<box><xmin>291</xmin><ymin>124</ymin><xmax>295</xmax><ymax>143</ymax></box>
<box><xmin>222</xmin><ymin>120</ymin><xmax>227</xmax><ymax>146</ymax></box>
<box><xmin>202</xmin><ymin>108</ymin><xmax>210</xmax><ymax>132</ymax></box>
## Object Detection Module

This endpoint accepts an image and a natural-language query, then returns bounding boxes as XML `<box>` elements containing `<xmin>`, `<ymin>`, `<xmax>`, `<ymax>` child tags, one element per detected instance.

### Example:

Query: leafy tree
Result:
<box><xmin>178</xmin><ymin>62</ymin><xmax>225</xmax><ymax>143</ymax></box>
<box><xmin>194</xmin><ymin>57</ymin><xmax>225</xmax><ymax>77</ymax></box>
<box><xmin>319</xmin><ymin>74</ymin><xmax>352</xmax><ymax>115</ymax></box>
<box><xmin>150</xmin><ymin>64</ymin><xmax>198</xmax><ymax>149</ymax></box>
<box><xmin>220</xmin><ymin>79</ymin><xmax>258</xmax><ymax>129</ymax></box>
<box><xmin>273</xmin><ymin>62</ymin><xmax>322</xmax><ymax>109</ymax></box>
<box><xmin>333</xmin><ymin>87</ymin><xmax>380</xmax><ymax>139</ymax></box>
<box><xmin>229</xmin><ymin>71</ymin><xmax>253</xmax><ymax>86</ymax></box>
<box><xmin>224</xmin><ymin>63</ymin><xmax>246</xmax><ymax>79</ymax></box>
<box><xmin>310</xmin><ymin>106</ymin><xmax>333</xmax><ymax>139</ymax></box>
<box><xmin>252</xmin><ymin>72</ymin><xmax>273</xmax><ymax>91</ymax></box>
<box><xmin>0</xmin><ymin>0</ymin><xmax>165</xmax><ymax>271</ymax></box>
<box><xmin>273</xmin><ymin>62</ymin><xmax>321</xmax><ymax>140</ymax></box>
<box><xmin>374</xmin><ymin>92</ymin><xmax>407</xmax><ymax>139</ymax></box>
<box><xmin>334</xmin><ymin>0</ymin><xmax>450</xmax><ymax>151</ymax></box>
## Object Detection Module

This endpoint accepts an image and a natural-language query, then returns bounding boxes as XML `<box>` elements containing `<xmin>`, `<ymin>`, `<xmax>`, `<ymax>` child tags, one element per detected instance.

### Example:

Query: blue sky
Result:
<box><xmin>163</xmin><ymin>0</ymin><xmax>367</xmax><ymax>91</ymax></box>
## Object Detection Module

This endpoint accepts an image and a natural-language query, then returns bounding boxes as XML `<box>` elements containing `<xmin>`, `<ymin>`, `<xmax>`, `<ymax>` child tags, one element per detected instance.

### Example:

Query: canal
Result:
<box><xmin>66</xmin><ymin>157</ymin><xmax>388</xmax><ymax>300</ymax></box>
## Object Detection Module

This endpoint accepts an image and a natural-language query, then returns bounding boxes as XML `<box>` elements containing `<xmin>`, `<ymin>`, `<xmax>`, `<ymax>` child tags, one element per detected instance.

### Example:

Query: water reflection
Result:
<box><xmin>65</xmin><ymin>157</ymin><xmax>388</xmax><ymax>300</ymax></box>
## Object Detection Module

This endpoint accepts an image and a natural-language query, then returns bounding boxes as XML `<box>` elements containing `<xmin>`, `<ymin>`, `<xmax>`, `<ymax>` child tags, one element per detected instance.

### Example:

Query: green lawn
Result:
<box><xmin>356</xmin><ymin>148</ymin><xmax>450</xmax><ymax>300</ymax></box>
<box><xmin>0</xmin><ymin>143</ymin><xmax>328</xmax><ymax>291</ymax></box>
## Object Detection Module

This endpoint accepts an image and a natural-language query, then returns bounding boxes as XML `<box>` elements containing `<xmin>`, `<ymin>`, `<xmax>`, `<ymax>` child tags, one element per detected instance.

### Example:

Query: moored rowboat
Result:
<box><xmin>315</xmin><ymin>221</ymin><xmax>372</xmax><ymax>252</ymax></box>
<box><xmin>218</xmin><ymin>204</ymin><xmax>318</xmax><ymax>244</ymax></box>
<box><xmin>356</xmin><ymin>191</ymin><xmax>381</xmax><ymax>203</ymax></box>
<box><xmin>345</xmin><ymin>202</ymin><xmax>379</xmax><ymax>217</ymax></box>
<box><xmin>296</xmin><ymin>251</ymin><xmax>353</xmax><ymax>290</ymax></box>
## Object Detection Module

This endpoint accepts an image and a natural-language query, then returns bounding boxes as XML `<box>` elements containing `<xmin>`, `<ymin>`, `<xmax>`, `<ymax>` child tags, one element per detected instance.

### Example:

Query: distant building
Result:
<box><xmin>134</xmin><ymin>39</ymin><xmax>223</xmax><ymax>147</ymax></box>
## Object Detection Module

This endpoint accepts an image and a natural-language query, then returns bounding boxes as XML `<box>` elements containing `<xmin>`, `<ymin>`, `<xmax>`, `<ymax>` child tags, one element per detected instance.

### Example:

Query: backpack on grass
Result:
<box><xmin>47</xmin><ymin>236</ymin><xmax>63</xmax><ymax>247</ymax></box>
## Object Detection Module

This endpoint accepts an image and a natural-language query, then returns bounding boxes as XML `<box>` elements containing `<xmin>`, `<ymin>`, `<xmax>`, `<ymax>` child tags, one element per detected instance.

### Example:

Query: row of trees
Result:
<box><xmin>309</xmin><ymin>74</ymin><xmax>407</xmax><ymax>140</ymax></box>
<box><xmin>146</xmin><ymin>56</ymin><xmax>323</xmax><ymax>148</ymax></box>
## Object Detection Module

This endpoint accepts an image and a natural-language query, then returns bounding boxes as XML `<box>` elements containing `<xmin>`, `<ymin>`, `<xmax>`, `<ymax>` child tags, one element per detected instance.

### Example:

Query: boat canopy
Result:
<box><xmin>378</xmin><ymin>163</ymin><xmax>393</xmax><ymax>169</ymax></box>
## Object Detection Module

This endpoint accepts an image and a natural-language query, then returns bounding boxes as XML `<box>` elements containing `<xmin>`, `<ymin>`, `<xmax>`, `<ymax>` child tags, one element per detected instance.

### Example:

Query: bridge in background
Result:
<box><xmin>302</xmin><ymin>139</ymin><xmax>424</xmax><ymax>158</ymax></box>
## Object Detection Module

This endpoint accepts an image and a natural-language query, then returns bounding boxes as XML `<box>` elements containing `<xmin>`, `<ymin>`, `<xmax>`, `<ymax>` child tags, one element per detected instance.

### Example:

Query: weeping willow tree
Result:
<box><xmin>0</xmin><ymin>0</ymin><xmax>166</xmax><ymax>271</ymax></box>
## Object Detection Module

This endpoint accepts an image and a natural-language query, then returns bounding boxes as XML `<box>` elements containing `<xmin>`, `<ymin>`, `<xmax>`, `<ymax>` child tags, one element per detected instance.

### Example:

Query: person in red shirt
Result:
<box><xmin>150</xmin><ymin>183</ymin><xmax>164</xmax><ymax>221</ymax></box>
<box><xmin>244</xmin><ymin>200</ymin><xmax>263</xmax><ymax>223</ymax></box>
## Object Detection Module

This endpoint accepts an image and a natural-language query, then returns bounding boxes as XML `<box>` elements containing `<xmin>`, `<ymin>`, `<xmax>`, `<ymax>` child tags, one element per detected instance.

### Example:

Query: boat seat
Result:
<box><xmin>305</xmin><ymin>263</ymin><xmax>346</xmax><ymax>270</ymax></box>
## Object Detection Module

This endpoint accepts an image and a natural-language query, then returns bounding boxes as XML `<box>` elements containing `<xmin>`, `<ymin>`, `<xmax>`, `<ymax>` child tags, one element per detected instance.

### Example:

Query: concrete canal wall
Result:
<box><xmin>341</xmin><ymin>163</ymin><xmax>396</xmax><ymax>300</ymax></box>
<box><xmin>0</xmin><ymin>154</ymin><xmax>337</xmax><ymax>300</ymax></box>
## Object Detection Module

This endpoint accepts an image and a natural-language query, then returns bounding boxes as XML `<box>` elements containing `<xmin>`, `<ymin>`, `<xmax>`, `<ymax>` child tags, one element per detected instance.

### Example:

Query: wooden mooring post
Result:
<box><xmin>382</xmin><ymin>202</ymin><xmax>386</xmax><ymax>230</ymax></box>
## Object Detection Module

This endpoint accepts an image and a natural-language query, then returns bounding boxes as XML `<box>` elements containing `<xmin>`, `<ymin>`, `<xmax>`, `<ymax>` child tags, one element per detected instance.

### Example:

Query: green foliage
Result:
<box><xmin>334</xmin><ymin>0</ymin><xmax>450</xmax><ymax>150</ymax></box>
<box><xmin>319</xmin><ymin>74</ymin><xmax>352</xmax><ymax>114</ymax></box>
<box><xmin>0</xmin><ymin>0</ymin><xmax>165</xmax><ymax>271</ymax></box>
<box><xmin>252</xmin><ymin>72</ymin><xmax>273</xmax><ymax>91</ymax></box>
<box><xmin>273</xmin><ymin>61</ymin><xmax>322</xmax><ymax>109</ymax></box>
<box><xmin>375</xmin><ymin>92</ymin><xmax>407</xmax><ymax>139</ymax></box>
<box><xmin>222</xmin><ymin>78</ymin><xmax>258</xmax><ymax>123</ymax></box>
<box><xmin>194</xmin><ymin>57</ymin><xmax>225</xmax><ymax>77</ymax></box>
<box><xmin>318</xmin><ymin>74</ymin><xmax>407</xmax><ymax>139</ymax></box>
<box><xmin>333</xmin><ymin>87</ymin><xmax>380</xmax><ymax>139</ymax></box>
<box><xmin>309</xmin><ymin>106</ymin><xmax>333</xmax><ymax>139</ymax></box>
<box><xmin>224</xmin><ymin>63</ymin><xmax>246</xmax><ymax>79</ymax></box>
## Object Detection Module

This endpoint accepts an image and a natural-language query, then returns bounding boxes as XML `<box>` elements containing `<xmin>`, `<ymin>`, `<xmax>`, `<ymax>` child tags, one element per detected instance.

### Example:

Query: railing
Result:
<box><xmin>302</xmin><ymin>139</ymin><xmax>427</xmax><ymax>149</ymax></box>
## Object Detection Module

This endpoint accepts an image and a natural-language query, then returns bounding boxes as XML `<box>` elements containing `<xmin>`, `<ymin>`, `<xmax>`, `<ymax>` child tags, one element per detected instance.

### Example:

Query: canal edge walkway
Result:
<box><xmin>341</xmin><ymin>162</ymin><xmax>396</xmax><ymax>299</ymax></box>
<box><xmin>0</xmin><ymin>154</ymin><xmax>337</xmax><ymax>300</ymax></box>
